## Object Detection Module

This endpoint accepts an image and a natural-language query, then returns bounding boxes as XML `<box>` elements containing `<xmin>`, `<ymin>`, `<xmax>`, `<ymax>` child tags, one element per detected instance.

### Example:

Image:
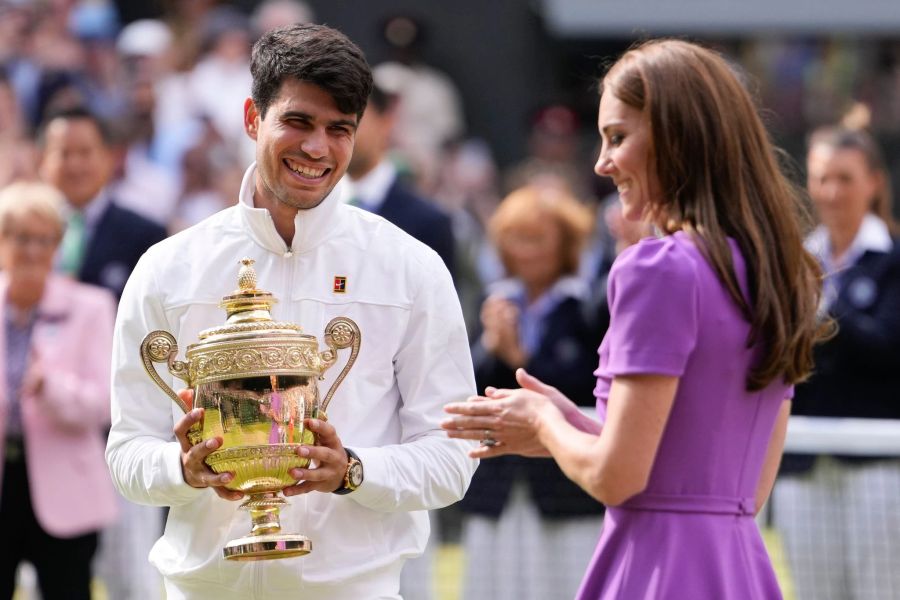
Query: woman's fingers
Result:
<box><xmin>516</xmin><ymin>368</ymin><xmax>553</xmax><ymax>394</ymax></box>
<box><xmin>444</xmin><ymin>397</ymin><xmax>501</xmax><ymax>415</ymax></box>
<box><xmin>445</xmin><ymin>427</ymin><xmax>500</xmax><ymax>442</ymax></box>
<box><xmin>441</xmin><ymin>414</ymin><xmax>502</xmax><ymax>431</ymax></box>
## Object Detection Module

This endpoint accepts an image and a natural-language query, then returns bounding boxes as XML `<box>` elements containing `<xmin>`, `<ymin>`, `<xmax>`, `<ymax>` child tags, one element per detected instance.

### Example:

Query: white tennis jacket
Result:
<box><xmin>106</xmin><ymin>164</ymin><xmax>478</xmax><ymax>599</ymax></box>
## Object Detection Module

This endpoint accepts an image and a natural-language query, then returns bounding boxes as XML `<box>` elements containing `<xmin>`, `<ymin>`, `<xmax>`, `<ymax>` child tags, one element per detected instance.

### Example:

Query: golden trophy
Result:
<box><xmin>140</xmin><ymin>258</ymin><xmax>360</xmax><ymax>561</ymax></box>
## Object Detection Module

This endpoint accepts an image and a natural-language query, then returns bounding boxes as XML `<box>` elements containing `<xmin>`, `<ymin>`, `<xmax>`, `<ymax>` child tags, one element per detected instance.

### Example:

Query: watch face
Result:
<box><xmin>348</xmin><ymin>462</ymin><xmax>364</xmax><ymax>487</ymax></box>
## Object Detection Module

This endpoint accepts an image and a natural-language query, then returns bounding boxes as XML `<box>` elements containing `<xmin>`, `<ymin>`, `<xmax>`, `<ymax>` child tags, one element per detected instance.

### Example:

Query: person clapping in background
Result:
<box><xmin>459</xmin><ymin>185</ymin><xmax>606</xmax><ymax>600</ymax></box>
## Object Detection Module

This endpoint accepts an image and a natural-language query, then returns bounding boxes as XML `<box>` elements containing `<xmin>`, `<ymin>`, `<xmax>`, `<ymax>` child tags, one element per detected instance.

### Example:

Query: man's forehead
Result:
<box><xmin>273</xmin><ymin>79</ymin><xmax>358</xmax><ymax>121</ymax></box>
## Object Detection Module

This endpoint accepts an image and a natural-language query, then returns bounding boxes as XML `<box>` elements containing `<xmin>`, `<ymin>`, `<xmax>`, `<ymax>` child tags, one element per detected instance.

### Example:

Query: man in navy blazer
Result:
<box><xmin>346</xmin><ymin>84</ymin><xmax>456</xmax><ymax>278</ymax></box>
<box><xmin>38</xmin><ymin>107</ymin><xmax>168</xmax><ymax>300</ymax></box>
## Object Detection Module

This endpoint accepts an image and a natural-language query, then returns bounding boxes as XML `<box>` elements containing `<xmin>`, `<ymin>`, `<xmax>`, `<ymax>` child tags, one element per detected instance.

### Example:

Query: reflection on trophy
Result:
<box><xmin>140</xmin><ymin>258</ymin><xmax>360</xmax><ymax>561</ymax></box>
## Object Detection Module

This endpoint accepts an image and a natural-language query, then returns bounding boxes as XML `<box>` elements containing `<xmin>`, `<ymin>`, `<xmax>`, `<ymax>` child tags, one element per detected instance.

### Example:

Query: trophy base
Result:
<box><xmin>223</xmin><ymin>533</ymin><xmax>312</xmax><ymax>561</ymax></box>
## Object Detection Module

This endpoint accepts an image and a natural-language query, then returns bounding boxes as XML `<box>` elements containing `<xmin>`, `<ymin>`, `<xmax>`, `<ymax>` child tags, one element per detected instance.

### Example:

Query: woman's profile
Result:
<box><xmin>444</xmin><ymin>39</ymin><xmax>828</xmax><ymax>599</ymax></box>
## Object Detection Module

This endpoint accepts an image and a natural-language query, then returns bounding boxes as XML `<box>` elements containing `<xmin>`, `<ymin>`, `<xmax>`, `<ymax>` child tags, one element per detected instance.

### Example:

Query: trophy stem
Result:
<box><xmin>246</xmin><ymin>492</ymin><xmax>283</xmax><ymax>536</ymax></box>
<box><xmin>223</xmin><ymin>492</ymin><xmax>312</xmax><ymax>561</ymax></box>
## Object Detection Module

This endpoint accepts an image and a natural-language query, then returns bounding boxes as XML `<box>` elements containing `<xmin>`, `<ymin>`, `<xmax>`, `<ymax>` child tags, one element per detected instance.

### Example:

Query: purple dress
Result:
<box><xmin>577</xmin><ymin>232</ymin><xmax>788</xmax><ymax>600</ymax></box>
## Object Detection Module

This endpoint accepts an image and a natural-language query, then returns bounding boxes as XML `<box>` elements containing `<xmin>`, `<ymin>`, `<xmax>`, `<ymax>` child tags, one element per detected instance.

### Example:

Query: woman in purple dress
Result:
<box><xmin>443</xmin><ymin>39</ymin><xmax>827</xmax><ymax>599</ymax></box>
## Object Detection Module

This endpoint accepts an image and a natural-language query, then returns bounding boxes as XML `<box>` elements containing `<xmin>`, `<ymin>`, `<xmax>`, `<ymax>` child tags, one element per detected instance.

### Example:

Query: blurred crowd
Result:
<box><xmin>1</xmin><ymin>1</ymin><xmax>899</xmax><ymax>600</ymax></box>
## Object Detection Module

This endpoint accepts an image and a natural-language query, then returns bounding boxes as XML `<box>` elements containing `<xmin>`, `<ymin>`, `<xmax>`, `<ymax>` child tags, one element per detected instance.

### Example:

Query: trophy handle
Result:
<box><xmin>319</xmin><ymin>317</ymin><xmax>361</xmax><ymax>414</ymax></box>
<box><xmin>140</xmin><ymin>330</ymin><xmax>193</xmax><ymax>414</ymax></box>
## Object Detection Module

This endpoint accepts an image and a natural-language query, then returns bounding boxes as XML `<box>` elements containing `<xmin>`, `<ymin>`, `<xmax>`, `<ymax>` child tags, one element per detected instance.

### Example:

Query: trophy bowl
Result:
<box><xmin>140</xmin><ymin>258</ymin><xmax>360</xmax><ymax>561</ymax></box>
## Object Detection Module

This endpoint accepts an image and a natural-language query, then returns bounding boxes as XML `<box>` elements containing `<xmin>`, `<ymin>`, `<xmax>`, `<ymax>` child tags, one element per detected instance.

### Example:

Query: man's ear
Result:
<box><xmin>244</xmin><ymin>97</ymin><xmax>260</xmax><ymax>140</ymax></box>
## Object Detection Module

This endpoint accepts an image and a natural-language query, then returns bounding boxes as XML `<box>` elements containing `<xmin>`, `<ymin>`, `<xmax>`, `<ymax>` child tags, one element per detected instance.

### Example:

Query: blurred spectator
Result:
<box><xmin>105</xmin><ymin>71</ymin><xmax>181</xmax><ymax>226</ymax></box>
<box><xmin>504</xmin><ymin>103</ymin><xmax>596</xmax><ymax>203</ymax></box>
<box><xmin>161</xmin><ymin>0</ymin><xmax>219</xmax><ymax>73</ymax></box>
<box><xmin>250</xmin><ymin>0</ymin><xmax>315</xmax><ymax>37</ymax></box>
<box><xmin>0</xmin><ymin>71</ymin><xmax>38</xmax><ymax>188</ymax></box>
<box><xmin>346</xmin><ymin>83</ymin><xmax>456</xmax><ymax>277</ymax></box>
<box><xmin>0</xmin><ymin>2</ymin><xmax>32</xmax><ymax>65</ymax></box>
<box><xmin>0</xmin><ymin>2</ymin><xmax>40</xmax><ymax>129</ymax></box>
<box><xmin>602</xmin><ymin>199</ymin><xmax>651</xmax><ymax>257</ymax></box>
<box><xmin>12</xmin><ymin>1</ymin><xmax>86</xmax><ymax>128</ymax></box>
<box><xmin>68</xmin><ymin>0</ymin><xmax>126</xmax><ymax>119</ymax></box>
<box><xmin>116</xmin><ymin>18</ymin><xmax>174</xmax><ymax>78</ymax></box>
<box><xmin>116</xmin><ymin>18</ymin><xmax>198</xmax><ymax>158</ymax></box>
<box><xmin>773</xmin><ymin>115</ymin><xmax>900</xmax><ymax>599</ymax></box>
<box><xmin>188</xmin><ymin>5</ymin><xmax>255</xmax><ymax>166</ymax></box>
<box><xmin>0</xmin><ymin>180</ymin><xmax>118</xmax><ymax>600</ymax></box>
<box><xmin>431</xmin><ymin>138</ymin><xmax>502</xmax><ymax>337</ymax></box>
<box><xmin>578</xmin><ymin>194</ymin><xmax>654</xmax><ymax>311</ymax></box>
<box><xmin>460</xmin><ymin>185</ymin><xmax>604</xmax><ymax>600</ymax></box>
<box><xmin>169</xmin><ymin>115</ymin><xmax>242</xmax><ymax>233</ymax></box>
<box><xmin>19</xmin><ymin>1</ymin><xmax>125</xmax><ymax>127</ymax></box>
<box><xmin>372</xmin><ymin>15</ymin><xmax>466</xmax><ymax>194</ymax></box>
<box><xmin>739</xmin><ymin>37</ymin><xmax>900</xmax><ymax>134</ymax></box>
<box><xmin>114</xmin><ymin>17</ymin><xmax>209</xmax><ymax>219</ymax></box>
<box><xmin>37</xmin><ymin>106</ymin><xmax>168</xmax><ymax>600</ymax></box>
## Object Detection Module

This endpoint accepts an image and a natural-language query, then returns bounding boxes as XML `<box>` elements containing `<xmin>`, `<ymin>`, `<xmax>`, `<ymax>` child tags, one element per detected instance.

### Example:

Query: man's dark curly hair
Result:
<box><xmin>250</xmin><ymin>23</ymin><xmax>373</xmax><ymax>120</ymax></box>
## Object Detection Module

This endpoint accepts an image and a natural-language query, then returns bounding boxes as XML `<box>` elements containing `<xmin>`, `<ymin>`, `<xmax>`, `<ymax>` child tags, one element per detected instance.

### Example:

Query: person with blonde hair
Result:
<box><xmin>444</xmin><ymin>39</ymin><xmax>827</xmax><ymax>598</ymax></box>
<box><xmin>459</xmin><ymin>185</ymin><xmax>605</xmax><ymax>600</ymax></box>
<box><xmin>773</xmin><ymin>115</ymin><xmax>900</xmax><ymax>599</ymax></box>
<box><xmin>0</xmin><ymin>181</ymin><xmax>118</xmax><ymax>600</ymax></box>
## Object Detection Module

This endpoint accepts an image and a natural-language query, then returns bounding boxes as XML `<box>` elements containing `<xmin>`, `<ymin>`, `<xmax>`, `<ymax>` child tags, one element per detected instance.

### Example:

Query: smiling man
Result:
<box><xmin>106</xmin><ymin>24</ymin><xmax>477</xmax><ymax>600</ymax></box>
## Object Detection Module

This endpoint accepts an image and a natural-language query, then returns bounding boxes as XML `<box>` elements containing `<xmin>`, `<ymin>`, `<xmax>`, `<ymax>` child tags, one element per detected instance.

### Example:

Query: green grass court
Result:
<box><xmin>13</xmin><ymin>529</ymin><xmax>796</xmax><ymax>600</ymax></box>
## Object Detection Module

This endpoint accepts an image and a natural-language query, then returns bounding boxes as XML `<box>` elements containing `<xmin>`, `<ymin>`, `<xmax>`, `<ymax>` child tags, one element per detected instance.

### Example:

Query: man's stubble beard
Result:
<box><xmin>273</xmin><ymin>180</ymin><xmax>337</xmax><ymax>212</ymax></box>
<box><xmin>258</xmin><ymin>165</ymin><xmax>337</xmax><ymax>212</ymax></box>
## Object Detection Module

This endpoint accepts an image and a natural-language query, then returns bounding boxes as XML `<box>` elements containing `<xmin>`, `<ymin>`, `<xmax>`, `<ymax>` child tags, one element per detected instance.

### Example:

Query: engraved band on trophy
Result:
<box><xmin>140</xmin><ymin>258</ymin><xmax>360</xmax><ymax>561</ymax></box>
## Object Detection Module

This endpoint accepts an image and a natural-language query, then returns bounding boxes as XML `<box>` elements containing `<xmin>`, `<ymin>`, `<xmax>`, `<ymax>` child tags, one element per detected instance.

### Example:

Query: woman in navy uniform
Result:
<box><xmin>773</xmin><ymin>119</ymin><xmax>900</xmax><ymax>600</ymax></box>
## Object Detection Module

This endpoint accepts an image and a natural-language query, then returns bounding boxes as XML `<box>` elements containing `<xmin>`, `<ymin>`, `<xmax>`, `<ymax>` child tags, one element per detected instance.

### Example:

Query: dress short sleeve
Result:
<box><xmin>604</xmin><ymin>236</ymin><xmax>699</xmax><ymax>377</ymax></box>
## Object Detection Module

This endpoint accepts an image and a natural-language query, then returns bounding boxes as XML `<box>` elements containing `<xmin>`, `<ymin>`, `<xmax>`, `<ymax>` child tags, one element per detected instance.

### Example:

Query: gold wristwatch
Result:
<box><xmin>332</xmin><ymin>448</ymin><xmax>364</xmax><ymax>495</ymax></box>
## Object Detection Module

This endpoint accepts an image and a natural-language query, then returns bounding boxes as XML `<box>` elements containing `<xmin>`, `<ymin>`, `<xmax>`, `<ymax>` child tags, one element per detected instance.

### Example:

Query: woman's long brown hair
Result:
<box><xmin>602</xmin><ymin>39</ymin><xmax>827</xmax><ymax>390</ymax></box>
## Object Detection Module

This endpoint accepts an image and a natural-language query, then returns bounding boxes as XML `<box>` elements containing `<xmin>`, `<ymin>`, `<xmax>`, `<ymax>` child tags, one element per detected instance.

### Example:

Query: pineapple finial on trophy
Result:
<box><xmin>238</xmin><ymin>258</ymin><xmax>258</xmax><ymax>291</ymax></box>
<box><xmin>215</xmin><ymin>258</ymin><xmax>278</xmax><ymax>325</ymax></box>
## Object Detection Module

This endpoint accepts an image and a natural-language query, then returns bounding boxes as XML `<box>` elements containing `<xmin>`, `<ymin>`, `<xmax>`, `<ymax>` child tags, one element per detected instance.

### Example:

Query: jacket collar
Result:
<box><xmin>345</xmin><ymin>160</ymin><xmax>397</xmax><ymax>213</ymax></box>
<box><xmin>237</xmin><ymin>162</ymin><xmax>347</xmax><ymax>255</ymax></box>
<box><xmin>806</xmin><ymin>213</ymin><xmax>893</xmax><ymax>270</ymax></box>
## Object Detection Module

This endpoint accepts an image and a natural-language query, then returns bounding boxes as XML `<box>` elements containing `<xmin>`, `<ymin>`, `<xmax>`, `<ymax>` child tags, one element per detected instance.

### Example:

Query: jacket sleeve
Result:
<box><xmin>36</xmin><ymin>287</ymin><xmax>116</xmax><ymax>431</ymax></box>
<box><xmin>830</xmin><ymin>251</ymin><xmax>900</xmax><ymax>371</ymax></box>
<box><xmin>105</xmin><ymin>250</ymin><xmax>207</xmax><ymax>507</ymax></box>
<box><xmin>431</xmin><ymin>213</ymin><xmax>457</xmax><ymax>282</ymax></box>
<box><xmin>350</xmin><ymin>250</ymin><xmax>479</xmax><ymax>512</ymax></box>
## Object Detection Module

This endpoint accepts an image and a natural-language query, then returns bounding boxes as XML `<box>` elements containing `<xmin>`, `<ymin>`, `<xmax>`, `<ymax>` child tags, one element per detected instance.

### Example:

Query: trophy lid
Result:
<box><xmin>197</xmin><ymin>258</ymin><xmax>303</xmax><ymax>341</ymax></box>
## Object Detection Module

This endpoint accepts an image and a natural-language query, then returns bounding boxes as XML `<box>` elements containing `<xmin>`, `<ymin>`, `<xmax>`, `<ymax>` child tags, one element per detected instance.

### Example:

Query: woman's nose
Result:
<box><xmin>595</xmin><ymin>154</ymin><xmax>613</xmax><ymax>176</ymax></box>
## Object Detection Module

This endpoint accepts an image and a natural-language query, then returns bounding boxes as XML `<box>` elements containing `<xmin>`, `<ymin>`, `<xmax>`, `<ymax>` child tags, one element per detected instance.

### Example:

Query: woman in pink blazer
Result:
<box><xmin>0</xmin><ymin>181</ymin><xmax>118</xmax><ymax>600</ymax></box>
